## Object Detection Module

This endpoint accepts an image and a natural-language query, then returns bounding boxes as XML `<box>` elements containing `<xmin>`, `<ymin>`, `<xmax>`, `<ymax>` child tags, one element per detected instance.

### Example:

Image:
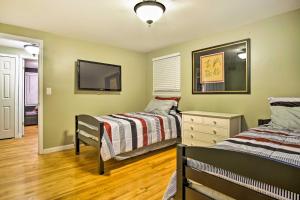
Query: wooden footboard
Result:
<box><xmin>177</xmin><ymin>144</ymin><xmax>300</xmax><ymax>200</ymax></box>
<box><xmin>75</xmin><ymin>115</ymin><xmax>104</xmax><ymax>175</ymax></box>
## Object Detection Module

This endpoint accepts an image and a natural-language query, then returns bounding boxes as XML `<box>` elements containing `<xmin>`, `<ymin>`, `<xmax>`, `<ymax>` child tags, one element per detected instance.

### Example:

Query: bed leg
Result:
<box><xmin>75</xmin><ymin>116</ymin><xmax>80</xmax><ymax>155</ymax></box>
<box><xmin>98</xmin><ymin>122</ymin><xmax>104</xmax><ymax>175</ymax></box>
<box><xmin>177</xmin><ymin>144</ymin><xmax>186</xmax><ymax>200</ymax></box>
<box><xmin>98</xmin><ymin>153</ymin><xmax>104</xmax><ymax>175</ymax></box>
<box><xmin>75</xmin><ymin>134</ymin><xmax>80</xmax><ymax>155</ymax></box>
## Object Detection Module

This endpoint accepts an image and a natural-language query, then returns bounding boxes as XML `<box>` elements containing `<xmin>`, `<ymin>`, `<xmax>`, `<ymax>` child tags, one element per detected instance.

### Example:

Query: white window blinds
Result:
<box><xmin>152</xmin><ymin>53</ymin><xmax>181</xmax><ymax>96</ymax></box>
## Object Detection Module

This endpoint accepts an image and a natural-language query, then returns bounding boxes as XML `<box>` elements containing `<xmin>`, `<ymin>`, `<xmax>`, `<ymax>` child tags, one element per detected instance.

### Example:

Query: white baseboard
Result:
<box><xmin>43</xmin><ymin>144</ymin><xmax>74</xmax><ymax>154</ymax></box>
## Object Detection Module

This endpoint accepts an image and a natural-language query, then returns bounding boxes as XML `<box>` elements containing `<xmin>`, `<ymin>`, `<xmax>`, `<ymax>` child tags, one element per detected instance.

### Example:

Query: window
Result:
<box><xmin>152</xmin><ymin>53</ymin><xmax>181</xmax><ymax>96</ymax></box>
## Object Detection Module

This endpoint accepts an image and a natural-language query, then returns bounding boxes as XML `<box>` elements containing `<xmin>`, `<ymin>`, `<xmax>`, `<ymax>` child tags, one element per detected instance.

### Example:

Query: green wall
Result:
<box><xmin>1</xmin><ymin>9</ymin><xmax>300</xmax><ymax>148</ymax></box>
<box><xmin>0</xmin><ymin>23</ymin><xmax>148</xmax><ymax>148</ymax></box>
<box><xmin>146</xmin><ymin>9</ymin><xmax>300</xmax><ymax>129</ymax></box>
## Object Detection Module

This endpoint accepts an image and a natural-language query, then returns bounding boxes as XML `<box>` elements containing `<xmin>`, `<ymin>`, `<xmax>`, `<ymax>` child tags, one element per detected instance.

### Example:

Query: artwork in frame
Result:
<box><xmin>192</xmin><ymin>39</ymin><xmax>251</xmax><ymax>94</ymax></box>
<box><xmin>200</xmin><ymin>52</ymin><xmax>224</xmax><ymax>84</ymax></box>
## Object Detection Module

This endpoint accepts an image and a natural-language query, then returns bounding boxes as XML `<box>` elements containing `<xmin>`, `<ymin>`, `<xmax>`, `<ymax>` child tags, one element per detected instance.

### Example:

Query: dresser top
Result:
<box><xmin>181</xmin><ymin>111</ymin><xmax>242</xmax><ymax>119</ymax></box>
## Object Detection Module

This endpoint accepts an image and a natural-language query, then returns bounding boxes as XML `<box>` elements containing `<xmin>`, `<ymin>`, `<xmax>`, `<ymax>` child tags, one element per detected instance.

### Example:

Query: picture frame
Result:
<box><xmin>200</xmin><ymin>52</ymin><xmax>225</xmax><ymax>84</ymax></box>
<box><xmin>192</xmin><ymin>39</ymin><xmax>251</xmax><ymax>94</ymax></box>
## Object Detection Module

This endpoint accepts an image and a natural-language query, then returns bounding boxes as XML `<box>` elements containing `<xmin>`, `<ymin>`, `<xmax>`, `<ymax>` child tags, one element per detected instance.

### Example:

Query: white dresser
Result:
<box><xmin>182</xmin><ymin>111</ymin><xmax>242</xmax><ymax>147</ymax></box>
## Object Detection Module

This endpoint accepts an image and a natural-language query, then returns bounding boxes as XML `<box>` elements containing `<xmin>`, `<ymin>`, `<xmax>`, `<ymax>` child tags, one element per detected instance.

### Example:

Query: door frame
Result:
<box><xmin>0</xmin><ymin>33</ymin><xmax>44</xmax><ymax>154</ymax></box>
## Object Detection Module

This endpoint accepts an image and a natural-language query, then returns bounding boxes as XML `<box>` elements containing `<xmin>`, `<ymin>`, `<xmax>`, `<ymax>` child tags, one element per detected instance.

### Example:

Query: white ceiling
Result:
<box><xmin>0</xmin><ymin>0</ymin><xmax>300</xmax><ymax>52</ymax></box>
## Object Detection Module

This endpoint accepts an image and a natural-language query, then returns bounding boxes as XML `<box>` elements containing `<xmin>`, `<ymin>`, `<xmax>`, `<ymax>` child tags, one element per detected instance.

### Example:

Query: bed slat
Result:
<box><xmin>77</xmin><ymin>114</ymin><xmax>100</xmax><ymax>127</ymax></box>
<box><xmin>78</xmin><ymin>124</ymin><xmax>99</xmax><ymax>137</ymax></box>
<box><xmin>78</xmin><ymin>134</ymin><xmax>98</xmax><ymax>148</ymax></box>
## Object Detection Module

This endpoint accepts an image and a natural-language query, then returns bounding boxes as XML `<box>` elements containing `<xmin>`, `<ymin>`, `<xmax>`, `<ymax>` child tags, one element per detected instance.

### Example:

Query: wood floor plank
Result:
<box><xmin>0</xmin><ymin>126</ymin><xmax>176</xmax><ymax>200</ymax></box>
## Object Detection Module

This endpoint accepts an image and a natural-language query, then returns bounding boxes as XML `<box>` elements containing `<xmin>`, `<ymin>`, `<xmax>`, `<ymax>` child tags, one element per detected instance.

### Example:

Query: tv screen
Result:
<box><xmin>77</xmin><ymin>60</ymin><xmax>121</xmax><ymax>91</ymax></box>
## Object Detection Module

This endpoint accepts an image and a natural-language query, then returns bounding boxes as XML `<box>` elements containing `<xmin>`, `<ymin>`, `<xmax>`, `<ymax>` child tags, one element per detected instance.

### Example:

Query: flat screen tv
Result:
<box><xmin>77</xmin><ymin>59</ymin><xmax>121</xmax><ymax>91</ymax></box>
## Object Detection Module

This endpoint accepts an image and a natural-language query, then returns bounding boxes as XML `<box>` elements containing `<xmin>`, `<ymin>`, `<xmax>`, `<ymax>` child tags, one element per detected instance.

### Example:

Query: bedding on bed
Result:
<box><xmin>78</xmin><ymin>112</ymin><xmax>181</xmax><ymax>161</ymax></box>
<box><xmin>163</xmin><ymin>126</ymin><xmax>300</xmax><ymax>200</ymax></box>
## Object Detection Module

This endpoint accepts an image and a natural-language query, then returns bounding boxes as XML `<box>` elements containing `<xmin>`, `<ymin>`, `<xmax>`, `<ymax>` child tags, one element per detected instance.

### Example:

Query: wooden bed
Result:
<box><xmin>176</xmin><ymin>119</ymin><xmax>300</xmax><ymax>200</ymax></box>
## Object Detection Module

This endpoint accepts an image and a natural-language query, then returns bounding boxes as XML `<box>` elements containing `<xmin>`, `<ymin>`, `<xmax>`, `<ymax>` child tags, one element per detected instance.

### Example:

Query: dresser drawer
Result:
<box><xmin>182</xmin><ymin>138</ymin><xmax>211</xmax><ymax>147</ymax></box>
<box><xmin>184</xmin><ymin>131</ymin><xmax>226</xmax><ymax>141</ymax></box>
<box><xmin>183</xmin><ymin>115</ymin><xmax>204</xmax><ymax>124</ymax></box>
<box><xmin>183</xmin><ymin>124</ymin><xmax>229</xmax><ymax>137</ymax></box>
<box><xmin>183</xmin><ymin>122</ymin><xmax>199</xmax><ymax>132</ymax></box>
<box><xmin>203</xmin><ymin>117</ymin><xmax>229</xmax><ymax>128</ymax></box>
<box><xmin>197</xmin><ymin>124</ymin><xmax>229</xmax><ymax>137</ymax></box>
<box><xmin>183</xmin><ymin>134</ymin><xmax>225</xmax><ymax>147</ymax></box>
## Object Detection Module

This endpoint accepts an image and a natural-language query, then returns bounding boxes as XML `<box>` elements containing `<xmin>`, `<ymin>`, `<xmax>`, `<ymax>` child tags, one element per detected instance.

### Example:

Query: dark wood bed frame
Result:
<box><xmin>177</xmin><ymin>119</ymin><xmax>300</xmax><ymax>200</ymax></box>
<box><xmin>75</xmin><ymin>115</ymin><xmax>105</xmax><ymax>175</ymax></box>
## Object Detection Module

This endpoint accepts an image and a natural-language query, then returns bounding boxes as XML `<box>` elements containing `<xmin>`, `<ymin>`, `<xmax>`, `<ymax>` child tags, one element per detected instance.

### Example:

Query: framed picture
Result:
<box><xmin>200</xmin><ymin>52</ymin><xmax>224</xmax><ymax>84</ymax></box>
<box><xmin>192</xmin><ymin>39</ymin><xmax>251</xmax><ymax>94</ymax></box>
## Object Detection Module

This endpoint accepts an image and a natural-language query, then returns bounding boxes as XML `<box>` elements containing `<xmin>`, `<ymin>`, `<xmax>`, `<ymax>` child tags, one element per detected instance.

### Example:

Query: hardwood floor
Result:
<box><xmin>0</xmin><ymin>126</ymin><xmax>176</xmax><ymax>200</ymax></box>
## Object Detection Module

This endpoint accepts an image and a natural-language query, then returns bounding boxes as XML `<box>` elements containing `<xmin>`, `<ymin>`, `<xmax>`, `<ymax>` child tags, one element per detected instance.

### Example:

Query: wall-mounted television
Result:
<box><xmin>77</xmin><ymin>59</ymin><xmax>121</xmax><ymax>91</ymax></box>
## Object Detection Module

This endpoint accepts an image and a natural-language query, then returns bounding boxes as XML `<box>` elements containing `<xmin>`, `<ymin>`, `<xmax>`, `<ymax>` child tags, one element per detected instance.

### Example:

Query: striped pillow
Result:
<box><xmin>155</xmin><ymin>96</ymin><xmax>181</xmax><ymax>102</ymax></box>
<box><xmin>144</xmin><ymin>99</ymin><xmax>175</xmax><ymax>115</ymax></box>
<box><xmin>155</xmin><ymin>96</ymin><xmax>181</xmax><ymax>113</ymax></box>
<box><xmin>269</xmin><ymin>97</ymin><xmax>300</xmax><ymax>132</ymax></box>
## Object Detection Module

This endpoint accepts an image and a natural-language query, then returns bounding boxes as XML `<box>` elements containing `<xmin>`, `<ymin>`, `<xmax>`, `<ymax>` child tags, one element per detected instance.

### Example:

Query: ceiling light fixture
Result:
<box><xmin>237</xmin><ymin>49</ymin><xmax>247</xmax><ymax>60</ymax></box>
<box><xmin>24</xmin><ymin>44</ymin><xmax>40</xmax><ymax>56</ymax></box>
<box><xmin>134</xmin><ymin>0</ymin><xmax>166</xmax><ymax>26</ymax></box>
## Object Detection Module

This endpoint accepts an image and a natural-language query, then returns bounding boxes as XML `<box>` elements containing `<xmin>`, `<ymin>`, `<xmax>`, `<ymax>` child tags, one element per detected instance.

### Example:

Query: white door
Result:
<box><xmin>25</xmin><ymin>72</ymin><xmax>38</xmax><ymax>106</ymax></box>
<box><xmin>0</xmin><ymin>55</ymin><xmax>16</xmax><ymax>139</ymax></box>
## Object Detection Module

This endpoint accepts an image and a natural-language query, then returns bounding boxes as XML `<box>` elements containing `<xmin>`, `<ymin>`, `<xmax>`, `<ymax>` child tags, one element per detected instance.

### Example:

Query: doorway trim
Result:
<box><xmin>0</xmin><ymin>33</ymin><xmax>44</xmax><ymax>154</ymax></box>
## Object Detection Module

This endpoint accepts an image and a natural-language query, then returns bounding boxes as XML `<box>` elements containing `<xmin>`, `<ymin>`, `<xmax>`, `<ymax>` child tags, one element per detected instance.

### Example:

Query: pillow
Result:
<box><xmin>155</xmin><ymin>96</ymin><xmax>181</xmax><ymax>103</ymax></box>
<box><xmin>155</xmin><ymin>96</ymin><xmax>181</xmax><ymax>113</ymax></box>
<box><xmin>144</xmin><ymin>99</ymin><xmax>175</xmax><ymax>115</ymax></box>
<box><xmin>269</xmin><ymin>97</ymin><xmax>300</xmax><ymax>131</ymax></box>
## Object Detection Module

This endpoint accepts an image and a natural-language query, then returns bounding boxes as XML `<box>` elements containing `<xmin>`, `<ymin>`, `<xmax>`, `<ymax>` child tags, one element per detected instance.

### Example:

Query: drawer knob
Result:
<box><xmin>190</xmin><ymin>135</ymin><xmax>194</xmax><ymax>138</ymax></box>
<box><xmin>213</xmin><ymin>121</ymin><xmax>217</xmax><ymax>125</ymax></box>
<box><xmin>213</xmin><ymin>139</ymin><xmax>217</xmax><ymax>144</ymax></box>
<box><xmin>213</xmin><ymin>130</ymin><xmax>217</xmax><ymax>134</ymax></box>
<box><xmin>190</xmin><ymin>127</ymin><xmax>194</xmax><ymax>131</ymax></box>
<box><xmin>191</xmin><ymin>118</ymin><xmax>194</xmax><ymax>122</ymax></box>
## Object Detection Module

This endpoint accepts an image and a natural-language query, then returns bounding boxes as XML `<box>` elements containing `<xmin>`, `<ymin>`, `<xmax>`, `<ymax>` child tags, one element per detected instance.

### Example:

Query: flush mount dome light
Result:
<box><xmin>24</xmin><ymin>44</ymin><xmax>39</xmax><ymax>56</ymax></box>
<box><xmin>134</xmin><ymin>0</ymin><xmax>166</xmax><ymax>25</ymax></box>
<box><xmin>237</xmin><ymin>48</ymin><xmax>247</xmax><ymax>60</ymax></box>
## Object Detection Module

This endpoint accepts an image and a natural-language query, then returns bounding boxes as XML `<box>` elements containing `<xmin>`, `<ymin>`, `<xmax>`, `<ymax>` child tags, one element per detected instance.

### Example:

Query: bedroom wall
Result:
<box><xmin>0</xmin><ymin>23</ymin><xmax>148</xmax><ymax>149</ymax></box>
<box><xmin>146</xmin><ymin>9</ymin><xmax>300</xmax><ymax>129</ymax></box>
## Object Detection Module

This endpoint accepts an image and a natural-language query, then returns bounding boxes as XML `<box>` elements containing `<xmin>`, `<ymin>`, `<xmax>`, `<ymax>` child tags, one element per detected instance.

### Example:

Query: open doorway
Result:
<box><xmin>0</xmin><ymin>33</ymin><xmax>43</xmax><ymax>154</ymax></box>
<box><xmin>24</xmin><ymin>58</ymin><xmax>39</xmax><ymax>127</ymax></box>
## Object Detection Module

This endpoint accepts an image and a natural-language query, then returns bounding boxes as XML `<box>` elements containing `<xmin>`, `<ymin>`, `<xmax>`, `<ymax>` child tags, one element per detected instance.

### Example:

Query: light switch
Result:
<box><xmin>46</xmin><ymin>88</ymin><xmax>52</xmax><ymax>95</ymax></box>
